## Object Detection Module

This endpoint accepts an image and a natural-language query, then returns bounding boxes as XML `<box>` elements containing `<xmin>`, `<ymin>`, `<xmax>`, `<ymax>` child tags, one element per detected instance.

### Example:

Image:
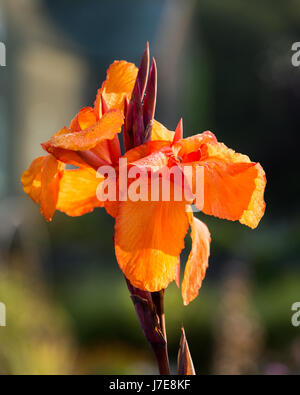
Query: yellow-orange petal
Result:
<box><xmin>199</xmin><ymin>142</ymin><xmax>266</xmax><ymax>228</ymax></box>
<box><xmin>57</xmin><ymin>167</ymin><xmax>104</xmax><ymax>216</ymax></box>
<box><xmin>43</xmin><ymin>139</ymin><xmax>114</xmax><ymax>168</ymax></box>
<box><xmin>45</xmin><ymin>110</ymin><xmax>124</xmax><ymax>151</ymax></box>
<box><xmin>124</xmin><ymin>140</ymin><xmax>172</xmax><ymax>164</ymax></box>
<box><xmin>172</xmin><ymin>131</ymin><xmax>217</xmax><ymax>159</ymax></box>
<box><xmin>68</xmin><ymin>107</ymin><xmax>98</xmax><ymax>132</ymax></box>
<box><xmin>42</xmin><ymin>145</ymin><xmax>90</xmax><ymax>168</ymax></box>
<box><xmin>115</xmin><ymin>199</ymin><xmax>189</xmax><ymax>292</ymax></box>
<box><xmin>77</xmin><ymin>107</ymin><xmax>98</xmax><ymax>130</ymax></box>
<box><xmin>94</xmin><ymin>61</ymin><xmax>138</xmax><ymax>115</ymax></box>
<box><xmin>239</xmin><ymin>163</ymin><xmax>266</xmax><ymax>229</ymax></box>
<box><xmin>151</xmin><ymin>120</ymin><xmax>174</xmax><ymax>142</ymax></box>
<box><xmin>42</xmin><ymin>126</ymin><xmax>93</xmax><ymax>166</ymax></box>
<box><xmin>182</xmin><ymin>214</ymin><xmax>211</xmax><ymax>305</ymax></box>
<box><xmin>69</xmin><ymin>113</ymin><xmax>81</xmax><ymax>132</ymax></box>
<box><xmin>40</xmin><ymin>155</ymin><xmax>64</xmax><ymax>221</ymax></box>
<box><xmin>21</xmin><ymin>156</ymin><xmax>45</xmax><ymax>204</ymax></box>
<box><xmin>22</xmin><ymin>155</ymin><xmax>64</xmax><ymax>221</ymax></box>
<box><xmin>129</xmin><ymin>150</ymin><xmax>170</xmax><ymax>173</ymax></box>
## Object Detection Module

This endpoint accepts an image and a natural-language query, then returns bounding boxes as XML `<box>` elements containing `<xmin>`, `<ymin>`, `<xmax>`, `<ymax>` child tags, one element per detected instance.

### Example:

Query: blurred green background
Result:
<box><xmin>0</xmin><ymin>0</ymin><xmax>299</xmax><ymax>375</ymax></box>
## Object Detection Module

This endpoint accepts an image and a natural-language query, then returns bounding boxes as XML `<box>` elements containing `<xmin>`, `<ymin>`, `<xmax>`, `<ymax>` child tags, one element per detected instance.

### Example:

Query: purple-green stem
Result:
<box><xmin>125</xmin><ymin>279</ymin><xmax>170</xmax><ymax>374</ymax></box>
<box><xmin>152</xmin><ymin>289</ymin><xmax>170</xmax><ymax>374</ymax></box>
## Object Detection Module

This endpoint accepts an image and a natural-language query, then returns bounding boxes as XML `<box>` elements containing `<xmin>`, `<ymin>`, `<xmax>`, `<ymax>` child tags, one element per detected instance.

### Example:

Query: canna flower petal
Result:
<box><xmin>182</xmin><ymin>214</ymin><xmax>211</xmax><ymax>305</ymax></box>
<box><xmin>44</xmin><ymin>136</ymin><xmax>116</xmax><ymax>168</ymax></box>
<box><xmin>42</xmin><ymin>126</ymin><xmax>94</xmax><ymax>167</ymax></box>
<box><xmin>57</xmin><ymin>167</ymin><xmax>104</xmax><ymax>216</ymax></box>
<box><xmin>40</xmin><ymin>155</ymin><xmax>65</xmax><ymax>221</ymax></box>
<box><xmin>69</xmin><ymin>106</ymin><xmax>97</xmax><ymax>131</ymax></box>
<box><xmin>239</xmin><ymin>162</ymin><xmax>266</xmax><ymax>229</ymax></box>
<box><xmin>151</xmin><ymin>120</ymin><xmax>174</xmax><ymax>142</ymax></box>
<box><xmin>124</xmin><ymin>140</ymin><xmax>172</xmax><ymax>166</ymax></box>
<box><xmin>128</xmin><ymin>149</ymin><xmax>170</xmax><ymax>173</ymax></box>
<box><xmin>173</xmin><ymin>131</ymin><xmax>217</xmax><ymax>159</ymax></box>
<box><xmin>21</xmin><ymin>156</ymin><xmax>45</xmax><ymax>204</ymax></box>
<box><xmin>44</xmin><ymin>110</ymin><xmax>124</xmax><ymax>152</ymax></box>
<box><xmin>115</xmin><ymin>199</ymin><xmax>189</xmax><ymax>292</ymax></box>
<box><xmin>199</xmin><ymin>142</ymin><xmax>266</xmax><ymax>229</ymax></box>
<box><xmin>92</xmin><ymin>140</ymin><xmax>114</xmax><ymax>164</ymax></box>
<box><xmin>42</xmin><ymin>145</ymin><xmax>91</xmax><ymax>168</ymax></box>
<box><xmin>94</xmin><ymin>61</ymin><xmax>138</xmax><ymax>115</ymax></box>
<box><xmin>21</xmin><ymin>154</ymin><xmax>64</xmax><ymax>221</ymax></box>
<box><xmin>104</xmin><ymin>141</ymin><xmax>173</xmax><ymax>218</ymax></box>
<box><xmin>175</xmin><ymin>134</ymin><xmax>266</xmax><ymax>229</ymax></box>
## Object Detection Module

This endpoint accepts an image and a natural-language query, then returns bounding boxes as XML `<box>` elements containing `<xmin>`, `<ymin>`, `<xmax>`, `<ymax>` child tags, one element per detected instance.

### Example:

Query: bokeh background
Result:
<box><xmin>0</xmin><ymin>0</ymin><xmax>299</xmax><ymax>375</ymax></box>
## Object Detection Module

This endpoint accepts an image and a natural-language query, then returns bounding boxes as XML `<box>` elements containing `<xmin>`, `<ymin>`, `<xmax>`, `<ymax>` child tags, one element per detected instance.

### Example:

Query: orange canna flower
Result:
<box><xmin>21</xmin><ymin>47</ymin><xmax>266</xmax><ymax>307</ymax></box>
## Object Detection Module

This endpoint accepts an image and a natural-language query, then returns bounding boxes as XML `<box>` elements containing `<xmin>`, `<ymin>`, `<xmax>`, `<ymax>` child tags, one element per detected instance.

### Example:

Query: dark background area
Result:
<box><xmin>0</xmin><ymin>0</ymin><xmax>299</xmax><ymax>374</ymax></box>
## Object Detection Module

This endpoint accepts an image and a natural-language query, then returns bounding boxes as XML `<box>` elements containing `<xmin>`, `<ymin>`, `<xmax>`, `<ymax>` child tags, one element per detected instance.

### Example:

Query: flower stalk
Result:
<box><xmin>125</xmin><ymin>279</ymin><xmax>170</xmax><ymax>375</ymax></box>
<box><xmin>124</xmin><ymin>44</ymin><xmax>170</xmax><ymax>374</ymax></box>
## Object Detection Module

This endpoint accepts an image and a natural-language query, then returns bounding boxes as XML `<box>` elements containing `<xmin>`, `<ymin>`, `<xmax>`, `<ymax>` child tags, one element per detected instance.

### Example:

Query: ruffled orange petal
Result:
<box><xmin>104</xmin><ymin>141</ymin><xmax>177</xmax><ymax>219</ymax></box>
<box><xmin>44</xmin><ymin>137</ymin><xmax>115</xmax><ymax>167</ymax></box>
<box><xmin>92</xmin><ymin>140</ymin><xmax>114</xmax><ymax>164</ymax></box>
<box><xmin>40</xmin><ymin>155</ymin><xmax>64</xmax><ymax>221</ymax></box>
<box><xmin>107</xmin><ymin>134</ymin><xmax>121</xmax><ymax>164</ymax></box>
<box><xmin>42</xmin><ymin>145</ymin><xmax>90</xmax><ymax>168</ymax></box>
<box><xmin>182</xmin><ymin>214</ymin><xmax>211</xmax><ymax>305</ymax></box>
<box><xmin>199</xmin><ymin>142</ymin><xmax>266</xmax><ymax>229</ymax></box>
<box><xmin>69</xmin><ymin>107</ymin><xmax>98</xmax><ymax>132</ymax></box>
<box><xmin>105</xmin><ymin>141</ymin><xmax>164</xmax><ymax>217</ymax></box>
<box><xmin>239</xmin><ymin>163</ymin><xmax>266</xmax><ymax>229</ymax></box>
<box><xmin>129</xmin><ymin>150</ymin><xmax>170</xmax><ymax>173</ymax></box>
<box><xmin>57</xmin><ymin>168</ymin><xmax>104</xmax><ymax>216</ymax></box>
<box><xmin>21</xmin><ymin>155</ymin><xmax>64</xmax><ymax>221</ymax></box>
<box><xmin>42</xmin><ymin>126</ymin><xmax>90</xmax><ymax>167</ymax></box>
<box><xmin>172</xmin><ymin>131</ymin><xmax>217</xmax><ymax>159</ymax></box>
<box><xmin>124</xmin><ymin>140</ymin><xmax>172</xmax><ymax>164</ymax></box>
<box><xmin>115</xmin><ymin>199</ymin><xmax>189</xmax><ymax>292</ymax></box>
<box><xmin>44</xmin><ymin>110</ymin><xmax>124</xmax><ymax>152</ymax></box>
<box><xmin>21</xmin><ymin>156</ymin><xmax>45</xmax><ymax>204</ymax></box>
<box><xmin>94</xmin><ymin>61</ymin><xmax>138</xmax><ymax>115</ymax></box>
<box><xmin>151</xmin><ymin>120</ymin><xmax>174</xmax><ymax>142</ymax></box>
